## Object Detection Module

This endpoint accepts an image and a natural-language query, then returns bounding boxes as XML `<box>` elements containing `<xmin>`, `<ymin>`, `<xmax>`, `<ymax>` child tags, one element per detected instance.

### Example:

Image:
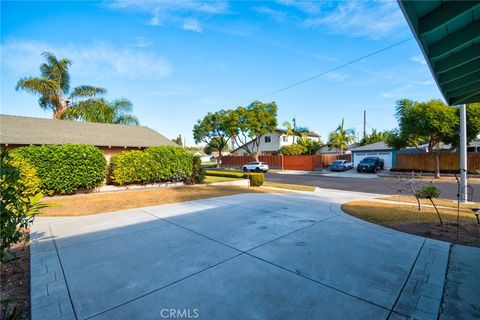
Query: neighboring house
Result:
<box><xmin>188</xmin><ymin>150</ymin><xmax>211</xmax><ymax>163</ymax></box>
<box><xmin>351</xmin><ymin>141</ymin><xmax>396</xmax><ymax>169</ymax></box>
<box><xmin>231</xmin><ymin>128</ymin><xmax>321</xmax><ymax>156</ymax></box>
<box><xmin>468</xmin><ymin>140</ymin><xmax>480</xmax><ymax>152</ymax></box>
<box><xmin>317</xmin><ymin>143</ymin><xmax>358</xmax><ymax>155</ymax></box>
<box><xmin>0</xmin><ymin>114</ymin><xmax>176</xmax><ymax>159</ymax></box>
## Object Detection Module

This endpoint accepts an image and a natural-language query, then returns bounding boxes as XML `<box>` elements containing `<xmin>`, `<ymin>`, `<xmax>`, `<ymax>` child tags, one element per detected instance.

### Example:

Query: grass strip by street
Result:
<box><xmin>202</xmin><ymin>175</ymin><xmax>242</xmax><ymax>184</ymax></box>
<box><xmin>378</xmin><ymin>195</ymin><xmax>480</xmax><ymax>209</ymax></box>
<box><xmin>40</xmin><ymin>185</ymin><xmax>281</xmax><ymax>216</ymax></box>
<box><xmin>263</xmin><ymin>181</ymin><xmax>316</xmax><ymax>192</ymax></box>
<box><xmin>342</xmin><ymin>200</ymin><xmax>479</xmax><ymax>247</ymax></box>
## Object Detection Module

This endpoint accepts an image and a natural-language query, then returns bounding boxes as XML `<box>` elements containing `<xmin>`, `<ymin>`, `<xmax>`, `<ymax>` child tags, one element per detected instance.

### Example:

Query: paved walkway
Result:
<box><xmin>29</xmin><ymin>189</ymin><xmax>475</xmax><ymax>320</ymax></box>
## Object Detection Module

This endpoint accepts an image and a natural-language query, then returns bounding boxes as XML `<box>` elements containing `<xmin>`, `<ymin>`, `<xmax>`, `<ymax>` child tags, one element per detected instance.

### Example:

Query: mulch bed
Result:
<box><xmin>387</xmin><ymin>222</ymin><xmax>480</xmax><ymax>247</ymax></box>
<box><xmin>1</xmin><ymin>238</ymin><xmax>30</xmax><ymax>320</ymax></box>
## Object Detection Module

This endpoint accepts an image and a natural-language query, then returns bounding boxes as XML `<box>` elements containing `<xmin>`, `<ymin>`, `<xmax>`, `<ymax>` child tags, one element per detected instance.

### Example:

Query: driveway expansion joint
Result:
<box><xmin>390</xmin><ymin>239</ymin><xmax>450</xmax><ymax>320</ymax></box>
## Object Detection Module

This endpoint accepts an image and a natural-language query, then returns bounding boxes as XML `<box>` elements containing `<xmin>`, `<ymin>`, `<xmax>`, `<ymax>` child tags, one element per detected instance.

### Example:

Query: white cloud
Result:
<box><xmin>1</xmin><ymin>39</ymin><xmax>171</xmax><ymax>80</ymax></box>
<box><xmin>410</xmin><ymin>55</ymin><xmax>427</xmax><ymax>65</ymax></box>
<box><xmin>277</xmin><ymin>0</ymin><xmax>321</xmax><ymax>15</ymax></box>
<box><xmin>381</xmin><ymin>80</ymin><xmax>434</xmax><ymax>98</ymax></box>
<box><xmin>107</xmin><ymin>0</ymin><xmax>228</xmax><ymax>30</ymax></box>
<box><xmin>325</xmin><ymin>71</ymin><xmax>349</xmax><ymax>82</ymax></box>
<box><xmin>302</xmin><ymin>1</ymin><xmax>407</xmax><ymax>39</ymax></box>
<box><xmin>132</xmin><ymin>37</ymin><xmax>153</xmax><ymax>48</ymax></box>
<box><xmin>253</xmin><ymin>6</ymin><xmax>288</xmax><ymax>22</ymax></box>
<box><xmin>149</xmin><ymin>16</ymin><xmax>161</xmax><ymax>26</ymax></box>
<box><xmin>107</xmin><ymin>0</ymin><xmax>229</xmax><ymax>14</ymax></box>
<box><xmin>182</xmin><ymin>19</ymin><xmax>202</xmax><ymax>32</ymax></box>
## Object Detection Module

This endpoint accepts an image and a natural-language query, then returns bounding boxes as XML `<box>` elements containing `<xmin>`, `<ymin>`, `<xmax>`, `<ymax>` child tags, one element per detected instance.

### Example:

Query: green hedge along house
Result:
<box><xmin>0</xmin><ymin>114</ymin><xmax>177</xmax><ymax>159</ymax></box>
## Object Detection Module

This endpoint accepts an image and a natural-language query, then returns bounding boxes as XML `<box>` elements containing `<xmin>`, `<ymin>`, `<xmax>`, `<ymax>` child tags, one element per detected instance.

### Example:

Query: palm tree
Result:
<box><xmin>61</xmin><ymin>98</ymin><xmax>139</xmax><ymax>125</ymax></box>
<box><xmin>16</xmin><ymin>52</ymin><xmax>106</xmax><ymax>119</ymax></box>
<box><xmin>327</xmin><ymin>118</ymin><xmax>355</xmax><ymax>154</ymax></box>
<box><xmin>283</xmin><ymin>118</ymin><xmax>309</xmax><ymax>145</ymax></box>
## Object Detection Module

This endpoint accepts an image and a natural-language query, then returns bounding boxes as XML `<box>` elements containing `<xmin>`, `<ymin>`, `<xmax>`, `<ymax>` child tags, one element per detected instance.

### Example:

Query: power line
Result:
<box><xmin>258</xmin><ymin>37</ymin><xmax>413</xmax><ymax>99</ymax></box>
<box><xmin>163</xmin><ymin>37</ymin><xmax>414</xmax><ymax>132</ymax></box>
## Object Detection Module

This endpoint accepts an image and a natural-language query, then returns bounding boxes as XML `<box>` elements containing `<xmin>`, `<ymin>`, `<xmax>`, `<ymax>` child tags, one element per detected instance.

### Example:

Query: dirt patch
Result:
<box><xmin>387</xmin><ymin>222</ymin><xmax>480</xmax><ymax>247</ymax></box>
<box><xmin>1</xmin><ymin>238</ymin><xmax>30</xmax><ymax>320</ymax></box>
<box><xmin>342</xmin><ymin>200</ymin><xmax>480</xmax><ymax>247</ymax></box>
<box><xmin>41</xmin><ymin>185</ymin><xmax>284</xmax><ymax>216</ymax></box>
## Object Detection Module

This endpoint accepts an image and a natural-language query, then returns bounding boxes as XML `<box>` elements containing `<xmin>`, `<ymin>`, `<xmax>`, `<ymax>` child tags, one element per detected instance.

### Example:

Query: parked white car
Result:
<box><xmin>242</xmin><ymin>161</ymin><xmax>269</xmax><ymax>173</ymax></box>
<box><xmin>330</xmin><ymin>160</ymin><xmax>354</xmax><ymax>172</ymax></box>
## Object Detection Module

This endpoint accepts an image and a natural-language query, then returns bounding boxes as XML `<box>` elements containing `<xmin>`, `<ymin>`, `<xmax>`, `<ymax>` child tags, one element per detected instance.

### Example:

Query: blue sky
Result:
<box><xmin>1</xmin><ymin>0</ymin><xmax>443</xmax><ymax>146</ymax></box>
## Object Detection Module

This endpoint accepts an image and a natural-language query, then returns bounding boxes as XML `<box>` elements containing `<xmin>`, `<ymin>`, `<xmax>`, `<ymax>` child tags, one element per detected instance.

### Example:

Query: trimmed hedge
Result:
<box><xmin>248</xmin><ymin>173</ymin><xmax>264</xmax><ymax>186</ymax></box>
<box><xmin>11</xmin><ymin>144</ymin><xmax>107</xmax><ymax>195</ymax></box>
<box><xmin>109</xmin><ymin>151</ymin><xmax>159</xmax><ymax>185</ymax></box>
<box><xmin>146</xmin><ymin>146</ymin><xmax>193</xmax><ymax>181</ymax></box>
<box><xmin>204</xmin><ymin>170</ymin><xmax>247</xmax><ymax>179</ymax></box>
<box><xmin>110</xmin><ymin>146</ymin><xmax>193</xmax><ymax>185</ymax></box>
<box><xmin>185</xmin><ymin>155</ymin><xmax>204</xmax><ymax>185</ymax></box>
<box><xmin>8</xmin><ymin>152</ymin><xmax>42</xmax><ymax>197</ymax></box>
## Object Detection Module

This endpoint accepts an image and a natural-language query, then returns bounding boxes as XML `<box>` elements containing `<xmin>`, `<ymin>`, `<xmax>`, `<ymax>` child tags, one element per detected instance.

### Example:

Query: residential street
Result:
<box><xmin>265</xmin><ymin>172</ymin><xmax>480</xmax><ymax>202</ymax></box>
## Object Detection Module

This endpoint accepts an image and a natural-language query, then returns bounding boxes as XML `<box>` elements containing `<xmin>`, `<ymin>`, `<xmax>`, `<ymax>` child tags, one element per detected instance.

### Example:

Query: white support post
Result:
<box><xmin>460</xmin><ymin>104</ymin><xmax>468</xmax><ymax>202</ymax></box>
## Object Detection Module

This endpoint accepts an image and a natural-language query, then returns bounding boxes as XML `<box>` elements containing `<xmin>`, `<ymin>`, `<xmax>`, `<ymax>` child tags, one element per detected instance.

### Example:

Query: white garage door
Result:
<box><xmin>353</xmin><ymin>151</ymin><xmax>393</xmax><ymax>169</ymax></box>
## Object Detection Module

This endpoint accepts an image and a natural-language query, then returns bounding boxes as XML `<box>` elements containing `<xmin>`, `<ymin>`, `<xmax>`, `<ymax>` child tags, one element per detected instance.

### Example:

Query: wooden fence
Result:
<box><xmin>395</xmin><ymin>153</ymin><xmax>480</xmax><ymax>172</ymax></box>
<box><xmin>220</xmin><ymin>154</ymin><xmax>351</xmax><ymax>171</ymax></box>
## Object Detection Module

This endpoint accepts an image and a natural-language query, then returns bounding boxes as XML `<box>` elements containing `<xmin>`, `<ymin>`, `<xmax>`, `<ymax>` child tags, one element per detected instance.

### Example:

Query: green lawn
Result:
<box><xmin>202</xmin><ymin>175</ymin><xmax>242</xmax><ymax>184</ymax></box>
<box><xmin>263</xmin><ymin>181</ymin><xmax>316</xmax><ymax>192</ymax></box>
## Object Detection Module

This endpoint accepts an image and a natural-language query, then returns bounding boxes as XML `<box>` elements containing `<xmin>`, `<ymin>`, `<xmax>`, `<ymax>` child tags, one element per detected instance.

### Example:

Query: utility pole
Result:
<box><xmin>363</xmin><ymin>110</ymin><xmax>366</xmax><ymax>140</ymax></box>
<box><xmin>460</xmin><ymin>104</ymin><xmax>468</xmax><ymax>202</ymax></box>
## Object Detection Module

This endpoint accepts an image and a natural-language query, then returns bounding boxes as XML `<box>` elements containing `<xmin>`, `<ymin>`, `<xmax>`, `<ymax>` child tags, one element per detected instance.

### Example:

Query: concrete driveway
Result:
<box><xmin>30</xmin><ymin>190</ymin><xmax>451</xmax><ymax>320</ymax></box>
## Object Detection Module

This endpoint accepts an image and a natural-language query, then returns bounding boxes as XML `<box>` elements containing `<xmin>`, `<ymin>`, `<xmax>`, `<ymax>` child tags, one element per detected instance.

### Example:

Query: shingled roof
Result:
<box><xmin>0</xmin><ymin>115</ymin><xmax>176</xmax><ymax>148</ymax></box>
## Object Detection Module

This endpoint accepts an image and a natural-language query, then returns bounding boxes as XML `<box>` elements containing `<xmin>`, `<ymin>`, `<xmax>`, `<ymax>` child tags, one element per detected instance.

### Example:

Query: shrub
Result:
<box><xmin>280</xmin><ymin>144</ymin><xmax>307</xmax><ymax>155</ymax></box>
<box><xmin>415</xmin><ymin>185</ymin><xmax>441</xmax><ymax>199</ymax></box>
<box><xmin>204</xmin><ymin>170</ymin><xmax>247</xmax><ymax>179</ymax></box>
<box><xmin>146</xmin><ymin>146</ymin><xmax>193</xmax><ymax>181</ymax></box>
<box><xmin>9</xmin><ymin>153</ymin><xmax>41</xmax><ymax>197</ymax></box>
<box><xmin>110</xmin><ymin>146</ymin><xmax>194</xmax><ymax>185</ymax></box>
<box><xmin>185</xmin><ymin>156</ymin><xmax>205</xmax><ymax>185</ymax></box>
<box><xmin>249</xmin><ymin>173</ymin><xmax>264</xmax><ymax>186</ymax></box>
<box><xmin>1</xmin><ymin>150</ymin><xmax>48</xmax><ymax>263</ymax></box>
<box><xmin>12</xmin><ymin>144</ymin><xmax>107</xmax><ymax>195</ymax></box>
<box><xmin>110</xmin><ymin>150</ymin><xmax>159</xmax><ymax>185</ymax></box>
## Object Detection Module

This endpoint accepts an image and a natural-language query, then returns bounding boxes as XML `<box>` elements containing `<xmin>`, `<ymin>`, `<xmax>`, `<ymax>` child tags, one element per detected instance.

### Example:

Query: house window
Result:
<box><xmin>264</xmin><ymin>136</ymin><xmax>271</xmax><ymax>143</ymax></box>
<box><xmin>282</xmin><ymin>136</ymin><xmax>288</xmax><ymax>142</ymax></box>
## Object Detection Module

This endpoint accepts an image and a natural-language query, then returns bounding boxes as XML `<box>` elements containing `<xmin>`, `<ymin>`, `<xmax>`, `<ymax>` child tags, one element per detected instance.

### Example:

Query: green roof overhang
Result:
<box><xmin>398</xmin><ymin>0</ymin><xmax>480</xmax><ymax>105</ymax></box>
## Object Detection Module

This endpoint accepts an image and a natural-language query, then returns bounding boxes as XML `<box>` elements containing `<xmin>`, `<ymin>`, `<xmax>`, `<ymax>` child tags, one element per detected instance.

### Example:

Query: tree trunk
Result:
<box><xmin>254</xmin><ymin>152</ymin><xmax>259</xmax><ymax>162</ymax></box>
<box><xmin>53</xmin><ymin>95</ymin><xmax>66</xmax><ymax>119</ymax></box>
<box><xmin>53</xmin><ymin>106</ymin><xmax>64</xmax><ymax>119</ymax></box>
<box><xmin>434</xmin><ymin>152</ymin><xmax>441</xmax><ymax>179</ymax></box>
<box><xmin>217</xmin><ymin>149</ymin><xmax>223</xmax><ymax>168</ymax></box>
<box><xmin>428</xmin><ymin>197</ymin><xmax>443</xmax><ymax>225</ymax></box>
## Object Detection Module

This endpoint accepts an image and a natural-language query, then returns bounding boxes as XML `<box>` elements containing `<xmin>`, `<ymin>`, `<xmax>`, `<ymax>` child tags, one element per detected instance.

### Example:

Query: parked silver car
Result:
<box><xmin>330</xmin><ymin>160</ymin><xmax>354</xmax><ymax>172</ymax></box>
<box><xmin>242</xmin><ymin>162</ymin><xmax>269</xmax><ymax>173</ymax></box>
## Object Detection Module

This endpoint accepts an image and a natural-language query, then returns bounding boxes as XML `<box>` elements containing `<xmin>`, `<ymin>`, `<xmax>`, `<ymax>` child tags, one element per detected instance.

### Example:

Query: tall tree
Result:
<box><xmin>193</xmin><ymin>110</ymin><xmax>233</xmax><ymax>159</ymax></box>
<box><xmin>204</xmin><ymin>137</ymin><xmax>229</xmax><ymax>155</ymax></box>
<box><xmin>230</xmin><ymin>101</ymin><xmax>278</xmax><ymax>161</ymax></box>
<box><xmin>16</xmin><ymin>52</ymin><xmax>106</xmax><ymax>119</ymax></box>
<box><xmin>387</xmin><ymin>99</ymin><xmax>459</xmax><ymax>178</ymax></box>
<box><xmin>60</xmin><ymin>98</ymin><xmax>139</xmax><ymax>125</ymax></box>
<box><xmin>359</xmin><ymin>129</ymin><xmax>389</xmax><ymax>146</ymax></box>
<box><xmin>327</xmin><ymin>118</ymin><xmax>355</xmax><ymax>154</ymax></box>
<box><xmin>283</xmin><ymin>118</ymin><xmax>309</xmax><ymax>145</ymax></box>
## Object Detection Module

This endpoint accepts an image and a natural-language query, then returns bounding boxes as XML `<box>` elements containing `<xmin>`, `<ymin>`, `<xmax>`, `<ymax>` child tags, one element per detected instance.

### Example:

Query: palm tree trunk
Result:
<box><xmin>53</xmin><ymin>95</ymin><xmax>65</xmax><ymax>119</ymax></box>
<box><xmin>53</xmin><ymin>107</ymin><xmax>64</xmax><ymax>119</ymax></box>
